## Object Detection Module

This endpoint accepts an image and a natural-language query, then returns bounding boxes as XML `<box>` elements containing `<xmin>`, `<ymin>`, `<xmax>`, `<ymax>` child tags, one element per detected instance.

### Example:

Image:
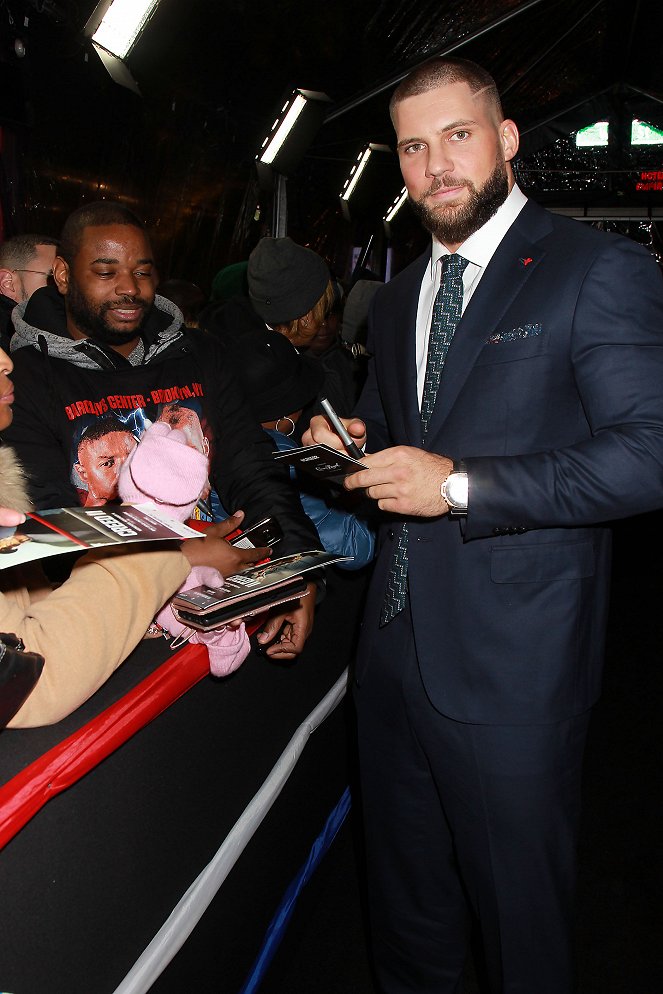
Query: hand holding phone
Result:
<box><xmin>229</xmin><ymin>516</ymin><xmax>283</xmax><ymax>549</ymax></box>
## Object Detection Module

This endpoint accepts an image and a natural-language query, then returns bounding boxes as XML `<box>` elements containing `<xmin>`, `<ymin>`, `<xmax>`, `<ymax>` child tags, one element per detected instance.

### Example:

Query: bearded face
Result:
<box><xmin>408</xmin><ymin>152</ymin><xmax>510</xmax><ymax>246</ymax></box>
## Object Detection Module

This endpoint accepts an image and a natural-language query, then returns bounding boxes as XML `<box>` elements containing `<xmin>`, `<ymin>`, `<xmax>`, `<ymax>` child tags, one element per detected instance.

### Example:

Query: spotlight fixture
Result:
<box><xmin>84</xmin><ymin>0</ymin><xmax>163</xmax><ymax>94</ymax></box>
<box><xmin>256</xmin><ymin>89</ymin><xmax>330</xmax><ymax>177</ymax></box>
<box><xmin>339</xmin><ymin>144</ymin><xmax>392</xmax><ymax>221</ymax></box>
<box><xmin>86</xmin><ymin>0</ymin><xmax>162</xmax><ymax>59</ymax></box>
<box><xmin>340</xmin><ymin>144</ymin><xmax>390</xmax><ymax>203</ymax></box>
<box><xmin>383</xmin><ymin>187</ymin><xmax>408</xmax><ymax>224</ymax></box>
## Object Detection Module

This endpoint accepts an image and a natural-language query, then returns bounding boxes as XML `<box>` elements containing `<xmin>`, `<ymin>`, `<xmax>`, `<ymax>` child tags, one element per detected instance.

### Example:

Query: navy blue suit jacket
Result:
<box><xmin>355</xmin><ymin>199</ymin><xmax>663</xmax><ymax>724</ymax></box>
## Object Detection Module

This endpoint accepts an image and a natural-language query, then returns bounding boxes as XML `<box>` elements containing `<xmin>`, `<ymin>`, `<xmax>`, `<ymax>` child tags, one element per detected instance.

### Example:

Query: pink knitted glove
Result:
<box><xmin>155</xmin><ymin>566</ymin><xmax>251</xmax><ymax>677</ymax></box>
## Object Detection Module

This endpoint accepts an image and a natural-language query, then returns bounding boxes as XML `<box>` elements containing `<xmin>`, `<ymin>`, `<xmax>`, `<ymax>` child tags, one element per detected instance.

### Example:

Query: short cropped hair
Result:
<box><xmin>0</xmin><ymin>234</ymin><xmax>59</xmax><ymax>270</ymax></box>
<box><xmin>389</xmin><ymin>57</ymin><xmax>504</xmax><ymax>124</ymax></box>
<box><xmin>59</xmin><ymin>202</ymin><xmax>146</xmax><ymax>265</ymax></box>
<box><xmin>77</xmin><ymin>417</ymin><xmax>133</xmax><ymax>452</ymax></box>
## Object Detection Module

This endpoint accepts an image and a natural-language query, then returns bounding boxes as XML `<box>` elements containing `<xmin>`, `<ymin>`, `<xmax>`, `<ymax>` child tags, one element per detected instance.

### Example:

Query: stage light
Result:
<box><xmin>341</xmin><ymin>147</ymin><xmax>373</xmax><ymax>203</ymax></box>
<box><xmin>339</xmin><ymin>144</ymin><xmax>391</xmax><ymax>220</ymax></box>
<box><xmin>84</xmin><ymin>0</ymin><xmax>163</xmax><ymax>95</ymax></box>
<box><xmin>256</xmin><ymin>89</ymin><xmax>330</xmax><ymax>177</ymax></box>
<box><xmin>260</xmin><ymin>94</ymin><xmax>308</xmax><ymax>165</ymax></box>
<box><xmin>383</xmin><ymin>187</ymin><xmax>408</xmax><ymax>223</ymax></box>
<box><xmin>86</xmin><ymin>0</ymin><xmax>162</xmax><ymax>60</ymax></box>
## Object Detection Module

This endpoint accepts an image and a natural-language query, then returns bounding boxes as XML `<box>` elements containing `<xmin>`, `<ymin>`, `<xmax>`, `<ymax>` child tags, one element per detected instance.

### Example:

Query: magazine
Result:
<box><xmin>0</xmin><ymin>503</ymin><xmax>203</xmax><ymax>570</ymax></box>
<box><xmin>172</xmin><ymin>549</ymin><xmax>352</xmax><ymax>630</ymax></box>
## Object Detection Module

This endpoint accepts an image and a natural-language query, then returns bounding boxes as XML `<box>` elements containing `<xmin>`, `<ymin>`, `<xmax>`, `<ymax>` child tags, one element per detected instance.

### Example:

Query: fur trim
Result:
<box><xmin>0</xmin><ymin>445</ymin><xmax>33</xmax><ymax>512</ymax></box>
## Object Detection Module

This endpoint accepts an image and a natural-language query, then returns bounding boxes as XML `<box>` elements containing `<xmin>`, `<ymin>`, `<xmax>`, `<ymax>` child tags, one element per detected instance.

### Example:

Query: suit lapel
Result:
<box><xmin>425</xmin><ymin>204</ymin><xmax>549</xmax><ymax>439</ymax></box>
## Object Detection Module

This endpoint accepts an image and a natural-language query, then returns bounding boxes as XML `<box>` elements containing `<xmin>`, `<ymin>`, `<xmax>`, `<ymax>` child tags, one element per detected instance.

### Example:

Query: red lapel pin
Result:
<box><xmin>520</xmin><ymin>257</ymin><xmax>533</xmax><ymax>267</ymax></box>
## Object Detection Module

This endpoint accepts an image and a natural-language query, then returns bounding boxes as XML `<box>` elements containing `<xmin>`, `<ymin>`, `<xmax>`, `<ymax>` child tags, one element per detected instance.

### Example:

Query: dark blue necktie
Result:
<box><xmin>380</xmin><ymin>253</ymin><xmax>469</xmax><ymax>626</ymax></box>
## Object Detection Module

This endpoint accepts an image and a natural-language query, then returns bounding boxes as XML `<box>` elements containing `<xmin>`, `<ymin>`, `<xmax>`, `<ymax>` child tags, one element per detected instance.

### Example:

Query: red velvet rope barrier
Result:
<box><xmin>0</xmin><ymin>643</ymin><xmax>210</xmax><ymax>851</ymax></box>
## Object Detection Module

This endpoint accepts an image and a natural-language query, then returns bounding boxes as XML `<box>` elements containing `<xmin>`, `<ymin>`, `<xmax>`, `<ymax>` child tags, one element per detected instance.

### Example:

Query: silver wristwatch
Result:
<box><xmin>441</xmin><ymin>460</ymin><xmax>468</xmax><ymax>516</ymax></box>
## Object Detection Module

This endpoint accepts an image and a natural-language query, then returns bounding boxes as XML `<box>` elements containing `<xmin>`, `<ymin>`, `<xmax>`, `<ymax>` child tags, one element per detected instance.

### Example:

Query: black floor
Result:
<box><xmin>258</xmin><ymin>514</ymin><xmax>663</xmax><ymax>994</ymax></box>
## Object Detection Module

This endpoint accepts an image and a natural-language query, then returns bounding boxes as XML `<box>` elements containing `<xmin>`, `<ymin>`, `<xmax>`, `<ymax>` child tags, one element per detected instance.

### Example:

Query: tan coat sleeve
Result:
<box><xmin>2</xmin><ymin>546</ymin><xmax>191</xmax><ymax>728</ymax></box>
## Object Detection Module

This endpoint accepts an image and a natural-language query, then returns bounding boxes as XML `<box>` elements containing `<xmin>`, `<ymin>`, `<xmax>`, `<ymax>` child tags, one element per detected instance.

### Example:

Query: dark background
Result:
<box><xmin>2</xmin><ymin>0</ymin><xmax>663</xmax><ymax>287</ymax></box>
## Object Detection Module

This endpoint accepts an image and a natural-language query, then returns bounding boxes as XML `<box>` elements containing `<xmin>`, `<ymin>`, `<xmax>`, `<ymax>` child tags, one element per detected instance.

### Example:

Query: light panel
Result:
<box><xmin>384</xmin><ymin>187</ymin><xmax>408</xmax><ymax>223</ymax></box>
<box><xmin>260</xmin><ymin>94</ymin><xmax>308</xmax><ymax>165</ymax></box>
<box><xmin>341</xmin><ymin>148</ymin><xmax>374</xmax><ymax>202</ymax></box>
<box><xmin>92</xmin><ymin>0</ymin><xmax>161</xmax><ymax>59</ymax></box>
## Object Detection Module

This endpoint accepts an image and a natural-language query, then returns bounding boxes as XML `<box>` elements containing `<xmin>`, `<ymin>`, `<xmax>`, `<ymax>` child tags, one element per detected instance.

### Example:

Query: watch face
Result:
<box><xmin>445</xmin><ymin>472</ymin><xmax>468</xmax><ymax>508</ymax></box>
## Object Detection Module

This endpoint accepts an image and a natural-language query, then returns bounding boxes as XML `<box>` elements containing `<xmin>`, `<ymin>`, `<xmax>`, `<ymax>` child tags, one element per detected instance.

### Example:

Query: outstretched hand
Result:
<box><xmin>181</xmin><ymin>511</ymin><xmax>271</xmax><ymax>576</ymax></box>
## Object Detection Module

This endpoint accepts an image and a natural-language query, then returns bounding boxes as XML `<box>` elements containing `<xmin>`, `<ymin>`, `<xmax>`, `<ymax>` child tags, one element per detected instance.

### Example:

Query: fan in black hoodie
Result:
<box><xmin>4</xmin><ymin>203</ymin><xmax>322</xmax><ymax>659</ymax></box>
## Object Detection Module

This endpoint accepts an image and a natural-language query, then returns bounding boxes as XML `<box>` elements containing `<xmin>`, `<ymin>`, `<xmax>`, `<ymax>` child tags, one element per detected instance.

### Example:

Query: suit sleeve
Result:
<box><xmin>464</xmin><ymin>237</ymin><xmax>663</xmax><ymax>538</ymax></box>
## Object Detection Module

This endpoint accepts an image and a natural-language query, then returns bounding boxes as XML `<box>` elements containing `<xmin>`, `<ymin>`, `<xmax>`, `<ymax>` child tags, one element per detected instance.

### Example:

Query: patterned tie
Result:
<box><xmin>380</xmin><ymin>253</ymin><xmax>468</xmax><ymax>626</ymax></box>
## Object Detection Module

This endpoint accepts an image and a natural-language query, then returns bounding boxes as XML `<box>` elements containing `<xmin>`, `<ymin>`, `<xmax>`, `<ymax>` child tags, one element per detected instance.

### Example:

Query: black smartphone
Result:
<box><xmin>228</xmin><ymin>515</ymin><xmax>283</xmax><ymax>549</ymax></box>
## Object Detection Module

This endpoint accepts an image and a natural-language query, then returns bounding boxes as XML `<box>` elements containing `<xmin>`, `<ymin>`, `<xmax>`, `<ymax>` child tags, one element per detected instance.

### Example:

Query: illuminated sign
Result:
<box><xmin>637</xmin><ymin>171</ymin><xmax>663</xmax><ymax>192</ymax></box>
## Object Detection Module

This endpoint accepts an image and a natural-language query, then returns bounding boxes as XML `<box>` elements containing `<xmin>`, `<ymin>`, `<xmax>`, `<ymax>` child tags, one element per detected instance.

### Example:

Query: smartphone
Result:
<box><xmin>228</xmin><ymin>515</ymin><xmax>283</xmax><ymax>549</ymax></box>
<box><xmin>172</xmin><ymin>576</ymin><xmax>309</xmax><ymax>630</ymax></box>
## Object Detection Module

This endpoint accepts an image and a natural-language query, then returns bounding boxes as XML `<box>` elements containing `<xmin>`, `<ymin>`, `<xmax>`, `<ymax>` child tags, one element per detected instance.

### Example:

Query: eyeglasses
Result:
<box><xmin>12</xmin><ymin>269</ymin><xmax>55</xmax><ymax>285</ymax></box>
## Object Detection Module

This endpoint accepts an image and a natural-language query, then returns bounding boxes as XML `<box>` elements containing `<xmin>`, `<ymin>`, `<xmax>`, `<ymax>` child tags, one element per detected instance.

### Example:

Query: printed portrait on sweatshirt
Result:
<box><xmin>70</xmin><ymin>401</ymin><xmax>217</xmax><ymax>514</ymax></box>
<box><xmin>73</xmin><ymin>417</ymin><xmax>138</xmax><ymax>507</ymax></box>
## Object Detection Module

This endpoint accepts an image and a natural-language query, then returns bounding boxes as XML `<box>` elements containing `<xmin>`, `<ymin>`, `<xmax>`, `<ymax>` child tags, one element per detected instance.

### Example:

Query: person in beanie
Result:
<box><xmin>247</xmin><ymin>236</ymin><xmax>334</xmax><ymax>348</ymax></box>
<box><xmin>202</xmin><ymin>237</ymin><xmax>334</xmax><ymax>352</ymax></box>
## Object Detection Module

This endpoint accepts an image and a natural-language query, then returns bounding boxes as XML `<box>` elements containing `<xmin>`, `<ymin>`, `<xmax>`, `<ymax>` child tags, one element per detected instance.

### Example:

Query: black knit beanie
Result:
<box><xmin>248</xmin><ymin>237</ymin><xmax>329</xmax><ymax>325</ymax></box>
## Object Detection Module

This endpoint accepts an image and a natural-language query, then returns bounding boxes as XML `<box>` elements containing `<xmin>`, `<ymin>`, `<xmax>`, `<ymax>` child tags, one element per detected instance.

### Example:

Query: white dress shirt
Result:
<box><xmin>415</xmin><ymin>184</ymin><xmax>528</xmax><ymax>405</ymax></box>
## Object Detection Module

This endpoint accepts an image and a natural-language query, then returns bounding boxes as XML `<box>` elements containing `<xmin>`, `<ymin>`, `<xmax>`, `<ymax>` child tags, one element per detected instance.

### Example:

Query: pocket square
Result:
<box><xmin>487</xmin><ymin>323</ymin><xmax>543</xmax><ymax>345</ymax></box>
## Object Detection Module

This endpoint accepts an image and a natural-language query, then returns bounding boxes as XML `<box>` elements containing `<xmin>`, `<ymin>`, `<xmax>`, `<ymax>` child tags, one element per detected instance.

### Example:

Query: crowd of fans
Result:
<box><xmin>0</xmin><ymin>204</ymin><xmax>377</xmax><ymax>729</ymax></box>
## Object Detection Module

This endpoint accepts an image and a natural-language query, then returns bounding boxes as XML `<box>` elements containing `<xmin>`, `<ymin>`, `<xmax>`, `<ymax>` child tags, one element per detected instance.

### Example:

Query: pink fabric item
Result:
<box><xmin>118</xmin><ymin>422</ymin><xmax>208</xmax><ymax>519</ymax></box>
<box><xmin>155</xmin><ymin>567</ymin><xmax>250</xmax><ymax>677</ymax></box>
<box><xmin>118</xmin><ymin>422</ymin><xmax>251</xmax><ymax>676</ymax></box>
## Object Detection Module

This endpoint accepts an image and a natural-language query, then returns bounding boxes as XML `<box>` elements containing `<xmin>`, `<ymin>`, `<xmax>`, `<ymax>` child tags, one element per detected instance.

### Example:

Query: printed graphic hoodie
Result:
<box><xmin>5</xmin><ymin>286</ymin><xmax>321</xmax><ymax>556</ymax></box>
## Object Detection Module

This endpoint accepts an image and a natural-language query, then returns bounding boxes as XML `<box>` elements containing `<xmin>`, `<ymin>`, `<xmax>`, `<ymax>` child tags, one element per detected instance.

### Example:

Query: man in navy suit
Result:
<box><xmin>304</xmin><ymin>57</ymin><xmax>663</xmax><ymax>993</ymax></box>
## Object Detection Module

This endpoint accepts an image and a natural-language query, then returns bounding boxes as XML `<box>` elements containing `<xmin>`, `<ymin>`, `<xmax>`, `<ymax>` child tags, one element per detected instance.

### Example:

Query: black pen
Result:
<box><xmin>320</xmin><ymin>397</ymin><xmax>364</xmax><ymax>461</ymax></box>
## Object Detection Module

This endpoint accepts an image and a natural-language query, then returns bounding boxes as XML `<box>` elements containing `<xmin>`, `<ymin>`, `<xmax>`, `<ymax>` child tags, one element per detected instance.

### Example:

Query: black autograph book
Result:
<box><xmin>272</xmin><ymin>443</ymin><xmax>367</xmax><ymax>483</ymax></box>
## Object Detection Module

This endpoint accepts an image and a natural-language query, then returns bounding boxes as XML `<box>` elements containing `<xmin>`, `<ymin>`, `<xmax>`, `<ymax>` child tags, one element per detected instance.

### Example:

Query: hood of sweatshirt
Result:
<box><xmin>10</xmin><ymin>285</ymin><xmax>185</xmax><ymax>370</ymax></box>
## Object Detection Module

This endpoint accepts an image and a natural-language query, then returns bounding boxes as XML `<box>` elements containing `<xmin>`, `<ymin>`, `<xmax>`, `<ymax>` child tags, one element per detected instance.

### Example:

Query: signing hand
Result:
<box><xmin>344</xmin><ymin>446</ymin><xmax>453</xmax><ymax>518</ymax></box>
<box><xmin>182</xmin><ymin>511</ymin><xmax>270</xmax><ymax>575</ymax></box>
<box><xmin>256</xmin><ymin>582</ymin><xmax>316</xmax><ymax>659</ymax></box>
<box><xmin>302</xmin><ymin>414</ymin><xmax>367</xmax><ymax>453</ymax></box>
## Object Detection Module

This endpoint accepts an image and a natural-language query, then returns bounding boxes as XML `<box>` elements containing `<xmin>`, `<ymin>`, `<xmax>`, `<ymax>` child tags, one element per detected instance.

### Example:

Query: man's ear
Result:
<box><xmin>500</xmin><ymin>120</ymin><xmax>519</xmax><ymax>162</ymax></box>
<box><xmin>52</xmin><ymin>256</ymin><xmax>70</xmax><ymax>296</ymax></box>
<box><xmin>0</xmin><ymin>269</ymin><xmax>18</xmax><ymax>302</ymax></box>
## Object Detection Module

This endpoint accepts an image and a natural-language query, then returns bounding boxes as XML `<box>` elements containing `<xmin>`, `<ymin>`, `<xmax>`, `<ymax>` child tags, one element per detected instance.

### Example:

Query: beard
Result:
<box><xmin>409</xmin><ymin>153</ymin><xmax>510</xmax><ymax>246</ymax></box>
<box><xmin>66</xmin><ymin>279</ymin><xmax>150</xmax><ymax>347</ymax></box>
